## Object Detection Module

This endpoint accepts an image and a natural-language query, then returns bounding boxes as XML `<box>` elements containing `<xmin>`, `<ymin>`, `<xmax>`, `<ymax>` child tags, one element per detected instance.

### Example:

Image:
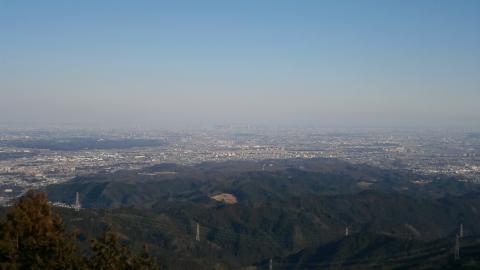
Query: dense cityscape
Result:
<box><xmin>1</xmin><ymin>127</ymin><xmax>479</xmax><ymax>205</ymax></box>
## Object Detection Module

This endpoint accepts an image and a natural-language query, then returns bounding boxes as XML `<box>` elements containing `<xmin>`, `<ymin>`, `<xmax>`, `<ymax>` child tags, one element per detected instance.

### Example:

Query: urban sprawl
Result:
<box><xmin>1</xmin><ymin>127</ymin><xmax>479</xmax><ymax>205</ymax></box>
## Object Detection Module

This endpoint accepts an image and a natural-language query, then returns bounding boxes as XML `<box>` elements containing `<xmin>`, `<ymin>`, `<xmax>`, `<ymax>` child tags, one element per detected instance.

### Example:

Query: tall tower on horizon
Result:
<box><xmin>74</xmin><ymin>192</ymin><xmax>81</xmax><ymax>212</ymax></box>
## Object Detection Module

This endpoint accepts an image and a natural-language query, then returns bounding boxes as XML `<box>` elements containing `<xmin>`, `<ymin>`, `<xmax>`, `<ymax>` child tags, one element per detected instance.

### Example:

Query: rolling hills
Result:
<box><xmin>41</xmin><ymin>158</ymin><xmax>480</xmax><ymax>269</ymax></box>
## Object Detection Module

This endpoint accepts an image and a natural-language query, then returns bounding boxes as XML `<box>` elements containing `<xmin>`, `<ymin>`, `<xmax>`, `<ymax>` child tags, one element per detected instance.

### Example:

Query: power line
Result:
<box><xmin>66</xmin><ymin>209</ymin><xmax>479</xmax><ymax>269</ymax></box>
<box><xmin>269</xmin><ymin>245</ymin><xmax>451</xmax><ymax>270</ymax></box>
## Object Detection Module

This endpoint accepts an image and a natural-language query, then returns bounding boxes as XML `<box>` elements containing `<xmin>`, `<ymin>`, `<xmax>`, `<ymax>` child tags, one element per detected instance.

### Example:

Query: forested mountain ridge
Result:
<box><xmin>4</xmin><ymin>159</ymin><xmax>480</xmax><ymax>269</ymax></box>
<box><xmin>46</xmin><ymin>158</ymin><xmax>477</xmax><ymax>208</ymax></box>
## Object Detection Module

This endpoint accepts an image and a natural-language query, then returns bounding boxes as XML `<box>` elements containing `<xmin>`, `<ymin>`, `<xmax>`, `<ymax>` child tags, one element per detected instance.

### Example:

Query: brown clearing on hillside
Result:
<box><xmin>210</xmin><ymin>193</ymin><xmax>238</xmax><ymax>204</ymax></box>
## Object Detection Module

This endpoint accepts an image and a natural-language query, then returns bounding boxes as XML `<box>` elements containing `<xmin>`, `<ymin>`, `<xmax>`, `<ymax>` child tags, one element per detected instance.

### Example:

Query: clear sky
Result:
<box><xmin>1</xmin><ymin>0</ymin><xmax>479</xmax><ymax>128</ymax></box>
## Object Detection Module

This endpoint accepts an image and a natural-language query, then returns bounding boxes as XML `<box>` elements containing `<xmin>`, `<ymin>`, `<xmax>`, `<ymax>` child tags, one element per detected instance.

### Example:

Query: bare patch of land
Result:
<box><xmin>210</xmin><ymin>193</ymin><xmax>238</xmax><ymax>204</ymax></box>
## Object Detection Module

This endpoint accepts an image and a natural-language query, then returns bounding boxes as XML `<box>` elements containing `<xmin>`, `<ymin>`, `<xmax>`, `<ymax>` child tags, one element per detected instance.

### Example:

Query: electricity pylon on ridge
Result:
<box><xmin>74</xmin><ymin>192</ymin><xmax>81</xmax><ymax>212</ymax></box>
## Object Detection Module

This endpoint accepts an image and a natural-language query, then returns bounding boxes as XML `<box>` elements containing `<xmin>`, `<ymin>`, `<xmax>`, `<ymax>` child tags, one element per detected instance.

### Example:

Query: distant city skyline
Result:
<box><xmin>1</xmin><ymin>0</ymin><xmax>479</xmax><ymax>128</ymax></box>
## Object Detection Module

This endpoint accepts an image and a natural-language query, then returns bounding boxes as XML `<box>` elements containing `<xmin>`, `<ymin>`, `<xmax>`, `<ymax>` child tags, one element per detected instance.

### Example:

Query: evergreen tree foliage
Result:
<box><xmin>88</xmin><ymin>227</ymin><xmax>131</xmax><ymax>270</ymax></box>
<box><xmin>131</xmin><ymin>245</ymin><xmax>158</xmax><ymax>270</ymax></box>
<box><xmin>0</xmin><ymin>191</ymin><xmax>158</xmax><ymax>270</ymax></box>
<box><xmin>88</xmin><ymin>230</ymin><xmax>158</xmax><ymax>270</ymax></box>
<box><xmin>0</xmin><ymin>190</ymin><xmax>82</xmax><ymax>270</ymax></box>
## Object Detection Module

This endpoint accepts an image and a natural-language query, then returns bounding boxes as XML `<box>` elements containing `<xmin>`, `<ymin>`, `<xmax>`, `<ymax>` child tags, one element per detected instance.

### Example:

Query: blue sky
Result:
<box><xmin>1</xmin><ymin>0</ymin><xmax>479</xmax><ymax>128</ymax></box>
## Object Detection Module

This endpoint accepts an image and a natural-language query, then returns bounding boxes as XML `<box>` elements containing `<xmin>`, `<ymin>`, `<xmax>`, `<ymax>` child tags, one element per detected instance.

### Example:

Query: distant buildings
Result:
<box><xmin>1</xmin><ymin>127</ymin><xmax>479</xmax><ymax>205</ymax></box>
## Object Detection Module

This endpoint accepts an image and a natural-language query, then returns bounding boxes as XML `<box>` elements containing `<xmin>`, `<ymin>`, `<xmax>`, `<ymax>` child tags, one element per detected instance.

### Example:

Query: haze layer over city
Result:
<box><xmin>1</xmin><ymin>1</ymin><xmax>480</xmax><ymax>269</ymax></box>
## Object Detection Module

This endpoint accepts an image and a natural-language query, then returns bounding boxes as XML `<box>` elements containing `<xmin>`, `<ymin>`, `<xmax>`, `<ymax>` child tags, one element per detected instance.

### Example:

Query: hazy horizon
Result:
<box><xmin>1</xmin><ymin>1</ymin><xmax>479</xmax><ymax>129</ymax></box>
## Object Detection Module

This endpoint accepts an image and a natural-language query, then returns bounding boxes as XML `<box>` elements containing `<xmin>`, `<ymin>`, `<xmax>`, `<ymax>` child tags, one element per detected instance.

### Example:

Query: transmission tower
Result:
<box><xmin>454</xmin><ymin>234</ymin><xmax>460</xmax><ymax>261</ymax></box>
<box><xmin>269</xmin><ymin>258</ymin><xmax>273</xmax><ymax>270</ymax></box>
<box><xmin>460</xmin><ymin>223</ymin><xmax>464</xmax><ymax>238</ymax></box>
<box><xmin>74</xmin><ymin>192</ymin><xmax>81</xmax><ymax>212</ymax></box>
<box><xmin>196</xmin><ymin>223</ymin><xmax>200</xmax><ymax>242</ymax></box>
<box><xmin>345</xmin><ymin>226</ymin><xmax>349</xmax><ymax>237</ymax></box>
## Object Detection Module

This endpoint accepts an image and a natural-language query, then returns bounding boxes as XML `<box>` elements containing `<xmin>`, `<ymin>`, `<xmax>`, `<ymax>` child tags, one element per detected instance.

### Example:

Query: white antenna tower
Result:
<box><xmin>269</xmin><ymin>258</ymin><xmax>273</xmax><ymax>270</ymax></box>
<box><xmin>196</xmin><ymin>223</ymin><xmax>200</xmax><ymax>242</ymax></box>
<box><xmin>74</xmin><ymin>192</ymin><xmax>81</xmax><ymax>212</ymax></box>
<box><xmin>345</xmin><ymin>226</ymin><xmax>349</xmax><ymax>237</ymax></box>
<box><xmin>460</xmin><ymin>223</ymin><xmax>464</xmax><ymax>238</ymax></box>
<box><xmin>454</xmin><ymin>234</ymin><xmax>460</xmax><ymax>260</ymax></box>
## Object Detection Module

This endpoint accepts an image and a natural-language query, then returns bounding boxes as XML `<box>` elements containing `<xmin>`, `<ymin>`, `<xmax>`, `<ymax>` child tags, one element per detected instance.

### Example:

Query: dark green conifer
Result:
<box><xmin>0</xmin><ymin>190</ymin><xmax>83</xmax><ymax>270</ymax></box>
<box><xmin>88</xmin><ymin>228</ymin><xmax>158</xmax><ymax>270</ymax></box>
